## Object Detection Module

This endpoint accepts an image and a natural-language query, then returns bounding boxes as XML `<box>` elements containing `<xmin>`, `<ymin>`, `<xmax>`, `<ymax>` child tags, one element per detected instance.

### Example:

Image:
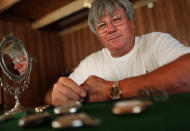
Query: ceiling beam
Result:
<box><xmin>0</xmin><ymin>0</ymin><xmax>21</xmax><ymax>14</ymax></box>
<box><xmin>31</xmin><ymin>0</ymin><xmax>94</xmax><ymax>30</ymax></box>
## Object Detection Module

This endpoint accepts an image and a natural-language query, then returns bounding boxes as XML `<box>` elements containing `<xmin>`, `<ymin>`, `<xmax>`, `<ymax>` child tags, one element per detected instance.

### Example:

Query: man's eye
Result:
<box><xmin>111</xmin><ymin>17</ymin><xmax>122</xmax><ymax>24</ymax></box>
<box><xmin>98</xmin><ymin>24</ymin><xmax>106</xmax><ymax>30</ymax></box>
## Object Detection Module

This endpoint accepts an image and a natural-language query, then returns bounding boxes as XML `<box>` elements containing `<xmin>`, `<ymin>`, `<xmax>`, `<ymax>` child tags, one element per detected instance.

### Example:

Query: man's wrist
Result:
<box><xmin>45</xmin><ymin>88</ymin><xmax>53</xmax><ymax>105</ymax></box>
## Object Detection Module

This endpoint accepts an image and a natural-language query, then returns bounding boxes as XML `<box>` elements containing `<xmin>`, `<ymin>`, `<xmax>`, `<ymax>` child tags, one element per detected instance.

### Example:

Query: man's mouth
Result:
<box><xmin>107</xmin><ymin>34</ymin><xmax>122</xmax><ymax>41</ymax></box>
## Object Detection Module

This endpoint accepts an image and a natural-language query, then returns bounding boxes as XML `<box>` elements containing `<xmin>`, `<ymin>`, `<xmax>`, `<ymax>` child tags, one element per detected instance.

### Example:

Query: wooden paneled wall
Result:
<box><xmin>61</xmin><ymin>29</ymin><xmax>103</xmax><ymax>70</ymax></box>
<box><xmin>0</xmin><ymin>21</ymin><xmax>64</xmax><ymax>109</ymax></box>
<box><xmin>61</xmin><ymin>0</ymin><xmax>190</xmax><ymax>69</ymax></box>
<box><xmin>134</xmin><ymin>0</ymin><xmax>190</xmax><ymax>46</ymax></box>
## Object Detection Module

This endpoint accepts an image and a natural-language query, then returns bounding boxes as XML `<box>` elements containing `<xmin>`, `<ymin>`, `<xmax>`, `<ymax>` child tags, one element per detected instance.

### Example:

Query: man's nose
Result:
<box><xmin>107</xmin><ymin>22</ymin><xmax>117</xmax><ymax>33</ymax></box>
<box><xmin>14</xmin><ymin>62</ymin><xmax>21</xmax><ymax>69</ymax></box>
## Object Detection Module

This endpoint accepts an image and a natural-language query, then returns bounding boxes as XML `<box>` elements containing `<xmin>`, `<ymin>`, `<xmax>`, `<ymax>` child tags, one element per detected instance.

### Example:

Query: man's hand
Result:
<box><xmin>80</xmin><ymin>75</ymin><xmax>113</xmax><ymax>102</ymax></box>
<box><xmin>47</xmin><ymin>77</ymin><xmax>87</xmax><ymax>106</ymax></box>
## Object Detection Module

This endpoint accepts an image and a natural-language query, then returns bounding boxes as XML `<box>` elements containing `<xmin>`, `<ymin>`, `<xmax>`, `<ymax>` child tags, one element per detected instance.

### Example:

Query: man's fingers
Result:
<box><xmin>80</xmin><ymin>83</ymin><xmax>91</xmax><ymax>92</ymax></box>
<box><xmin>53</xmin><ymin>82</ymin><xmax>80</xmax><ymax>100</ymax></box>
<box><xmin>58</xmin><ymin>77</ymin><xmax>87</xmax><ymax>98</ymax></box>
<box><xmin>52</xmin><ymin>95</ymin><xmax>70</xmax><ymax>106</ymax></box>
<box><xmin>51</xmin><ymin>76</ymin><xmax>88</xmax><ymax>106</ymax></box>
<box><xmin>61</xmin><ymin>86</ymin><xmax>80</xmax><ymax>100</ymax></box>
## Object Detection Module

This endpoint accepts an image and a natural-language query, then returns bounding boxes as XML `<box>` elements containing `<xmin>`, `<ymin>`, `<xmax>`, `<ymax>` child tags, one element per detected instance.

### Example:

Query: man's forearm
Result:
<box><xmin>120</xmin><ymin>53</ymin><xmax>190</xmax><ymax>98</ymax></box>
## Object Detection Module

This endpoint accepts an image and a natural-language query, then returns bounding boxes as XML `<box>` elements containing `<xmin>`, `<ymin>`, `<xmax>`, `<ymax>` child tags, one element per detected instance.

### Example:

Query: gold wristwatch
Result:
<box><xmin>109</xmin><ymin>81</ymin><xmax>121</xmax><ymax>99</ymax></box>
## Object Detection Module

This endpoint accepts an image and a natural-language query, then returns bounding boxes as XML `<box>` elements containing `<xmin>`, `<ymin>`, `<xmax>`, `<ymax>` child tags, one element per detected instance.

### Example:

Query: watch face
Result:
<box><xmin>110</xmin><ymin>85</ymin><xmax>121</xmax><ymax>99</ymax></box>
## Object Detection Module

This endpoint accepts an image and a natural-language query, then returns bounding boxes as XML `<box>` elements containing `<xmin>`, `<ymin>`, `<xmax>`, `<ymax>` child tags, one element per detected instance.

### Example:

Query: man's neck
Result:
<box><xmin>110</xmin><ymin>42</ymin><xmax>135</xmax><ymax>58</ymax></box>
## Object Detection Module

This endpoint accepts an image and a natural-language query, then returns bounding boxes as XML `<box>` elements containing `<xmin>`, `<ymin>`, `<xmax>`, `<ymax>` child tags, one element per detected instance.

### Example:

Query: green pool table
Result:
<box><xmin>0</xmin><ymin>93</ymin><xmax>190</xmax><ymax>131</ymax></box>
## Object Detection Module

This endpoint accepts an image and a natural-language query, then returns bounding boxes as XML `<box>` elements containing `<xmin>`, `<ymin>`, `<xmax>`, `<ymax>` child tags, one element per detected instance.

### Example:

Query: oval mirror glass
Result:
<box><xmin>3</xmin><ymin>40</ymin><xmax>27</xmax><ymax>76</ymax></box>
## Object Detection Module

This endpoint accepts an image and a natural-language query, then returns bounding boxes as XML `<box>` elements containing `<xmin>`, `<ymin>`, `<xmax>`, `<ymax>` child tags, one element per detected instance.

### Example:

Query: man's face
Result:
<box><xmin>14</xmin><ymin>55</ymin><xmax>27</xmax><ymax>75</ymax></box>
<box><xmin>96</xmin><ymin>8</ymin><xmax>135</xmax><ymax>57</ymax></box>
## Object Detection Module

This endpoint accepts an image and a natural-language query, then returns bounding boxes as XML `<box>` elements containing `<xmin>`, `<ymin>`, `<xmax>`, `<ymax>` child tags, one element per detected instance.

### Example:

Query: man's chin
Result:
<box><xmin>108</xmin><ymin>42</ymin><xmax>124</xmax><ymax>50</ymax></box>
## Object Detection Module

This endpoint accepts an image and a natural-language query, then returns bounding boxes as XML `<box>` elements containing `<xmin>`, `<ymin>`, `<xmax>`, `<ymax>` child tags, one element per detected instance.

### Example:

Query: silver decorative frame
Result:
<box><xmin>0</xmin><ymin>33</ymin><xmax>33</xmax><ymax>121</ymax></box>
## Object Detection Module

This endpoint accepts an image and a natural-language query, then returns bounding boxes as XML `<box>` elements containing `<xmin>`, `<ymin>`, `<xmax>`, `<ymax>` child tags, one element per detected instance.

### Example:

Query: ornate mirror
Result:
<box><xmin>0</xmin><ymin>33</ymin><xmax>32</xmax><ymax>121</ymax></box>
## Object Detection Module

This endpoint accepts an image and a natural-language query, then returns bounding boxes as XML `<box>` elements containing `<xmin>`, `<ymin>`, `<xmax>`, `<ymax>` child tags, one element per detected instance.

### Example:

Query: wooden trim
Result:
<box><xmin>133</xmin><ymin>0</ymin><xmax>157</xmax><ymax>9</ymax></box>
<box><xmin>31</xmin><ymin>0</ymin><xmax>94</xmax><ymax>29</ymax></box>
<box><xmin>58</xmin><ymin>8</ymin><xmax>89</xmax><ymax>27</ymax></box>
<box><xmin>0</xmin><ymin>0</ymin><xmax>21</xmax><ymax>14</ymax></box>
<box><xmin>59</xmin><ymin>20</ymin><xmax>89</xmax><ymax>36</ymax></box>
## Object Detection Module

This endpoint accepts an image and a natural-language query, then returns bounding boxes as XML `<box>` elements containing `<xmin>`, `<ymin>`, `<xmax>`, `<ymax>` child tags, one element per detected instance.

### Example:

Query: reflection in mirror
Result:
<box><xmin>3</xmin><ymin>40</ymin><xmax>28</xmax><ymax>76</ymax></box>
<box><xmin>0</xmin><ymin>33</ymin><xmax>33</xmax><ymax>121</ymax></box>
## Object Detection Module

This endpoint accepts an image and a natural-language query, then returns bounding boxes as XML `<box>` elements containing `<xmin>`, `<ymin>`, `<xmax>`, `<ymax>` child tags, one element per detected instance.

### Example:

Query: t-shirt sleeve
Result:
<box><xmin>150</xmin><ymin>32</ymin><xmax>190</xmax><ymax>66</ymax></box>
<box><xmin>68</xmin><ymin>53</ymin><xmax>98</xmax><ymax>85</ymax></box>
<box><xmin>68</xmin><ymin>58</ymin><xmax>89</xmax><ymax>85</ymax></box>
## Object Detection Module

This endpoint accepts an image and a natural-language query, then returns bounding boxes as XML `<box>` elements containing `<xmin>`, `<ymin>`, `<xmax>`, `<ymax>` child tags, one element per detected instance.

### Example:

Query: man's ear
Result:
<box><xmin>131</xmin><ymin>22</ymin><xmax>135</xmax><ymax>30</ymax></box>
<box><xmin>129</xmin><ymin>21</ymin><xmax>135</xmax><ymax>35</ymax></box>
<box><xmin>96</xmin><ymin>33</ymin><xmax>101</xmax><ymax>41</ymax></box>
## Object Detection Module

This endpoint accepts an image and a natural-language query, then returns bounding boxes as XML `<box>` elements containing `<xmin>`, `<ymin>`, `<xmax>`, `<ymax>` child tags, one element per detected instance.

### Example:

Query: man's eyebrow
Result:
<box><xmin>111</xmin><ymin>15</ymin><xmax>121</xmax><ymax>18</ymax></box>
<box><xmin>97</xmin><ymin>22</ymin><xmax>106</xmax><ymax>25</ymax></box>
<box><xmin>112</xmin><ymin>12</ymin><xmax>125</xmax><ymax>17</ymax></box>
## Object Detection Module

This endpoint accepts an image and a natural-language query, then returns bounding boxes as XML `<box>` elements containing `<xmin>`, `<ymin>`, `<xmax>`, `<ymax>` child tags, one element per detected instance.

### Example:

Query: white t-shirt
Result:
<box><xmin>69</xmin><ymin>32</ymin><xmax>190</xmax><ymax>85</ymax></box>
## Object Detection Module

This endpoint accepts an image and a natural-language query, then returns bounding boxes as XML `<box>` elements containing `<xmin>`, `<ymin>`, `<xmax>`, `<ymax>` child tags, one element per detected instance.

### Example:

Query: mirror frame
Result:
<box><xmin>0</xmin><ymin>33</ymin><xmax>31</xmax><ymax>84</ymax></box>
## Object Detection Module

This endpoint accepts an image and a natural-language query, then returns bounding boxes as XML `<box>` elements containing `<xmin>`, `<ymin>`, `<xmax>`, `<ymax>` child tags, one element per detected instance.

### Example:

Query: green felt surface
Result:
<box><xmin>0</xmin><ymin>93</ymin><xmax>190</xmax><ymax>131</ymax></box>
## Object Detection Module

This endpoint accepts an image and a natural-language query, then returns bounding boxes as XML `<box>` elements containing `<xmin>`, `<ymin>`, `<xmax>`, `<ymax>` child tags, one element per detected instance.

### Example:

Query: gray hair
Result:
<box><xmin>4</xmin><ymin>42</ymin><xmax>24</xmax><ymax>60</ymax></box>
<box><xmin>88</xmin><ymin>0</ymin><xmax>134</xmax><ymax>35</ymax></box>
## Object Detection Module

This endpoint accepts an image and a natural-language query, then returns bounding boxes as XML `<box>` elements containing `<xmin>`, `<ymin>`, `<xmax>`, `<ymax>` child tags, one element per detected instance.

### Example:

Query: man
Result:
<box><xmin>45</xmin><ymin>0</ymin><xmax>190</xmax><ymax>106</ymax></box>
